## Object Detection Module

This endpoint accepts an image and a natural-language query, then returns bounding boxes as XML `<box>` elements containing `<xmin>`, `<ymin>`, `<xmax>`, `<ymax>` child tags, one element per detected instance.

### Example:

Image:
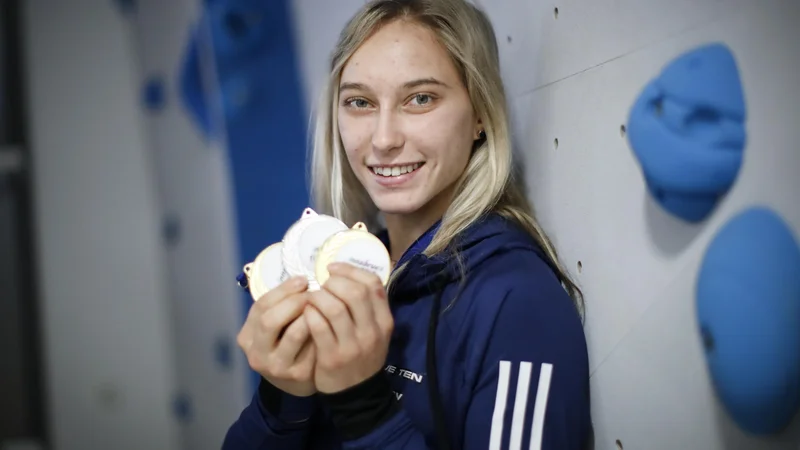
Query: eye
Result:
<box><xmin>409</xmin><ymin>94</ymin><xmax>433</xmax><ymax>106</ymax></box>
<box><xmin>344</xmin><ymin>97</ymin><xmax>371</xmax><ymax>109</ymax></box>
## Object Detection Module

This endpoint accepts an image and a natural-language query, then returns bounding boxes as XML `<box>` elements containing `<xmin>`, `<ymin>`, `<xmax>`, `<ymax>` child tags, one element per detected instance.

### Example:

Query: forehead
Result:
<box><xmin>340</xmin><ymin>19</ymin><xmax>459</xmax><ymax>87</ymax></box>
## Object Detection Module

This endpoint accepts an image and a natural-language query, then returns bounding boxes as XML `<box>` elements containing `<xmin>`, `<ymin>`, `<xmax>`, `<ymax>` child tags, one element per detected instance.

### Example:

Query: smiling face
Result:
<box><xmin>337</xmin><ymin>19</ymin><xmax>481</xmax><ymax>220</ymax></box>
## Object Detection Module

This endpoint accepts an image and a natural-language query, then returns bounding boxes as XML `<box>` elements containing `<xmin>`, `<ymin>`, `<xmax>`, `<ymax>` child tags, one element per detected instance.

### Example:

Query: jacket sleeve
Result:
<box><xmin>320</xmin><ymin>277</ymin><xmax>592</xmax><ymax>450</ymax></box>
<box><xmin>460</xmin><ymin>280</ymin><xmax>592</xmax><ymax>450</ymax></box>
<box><xmin>221</xmin><ymin>379</ymin><xmax>319</xmax><ymax>450</ymax></box>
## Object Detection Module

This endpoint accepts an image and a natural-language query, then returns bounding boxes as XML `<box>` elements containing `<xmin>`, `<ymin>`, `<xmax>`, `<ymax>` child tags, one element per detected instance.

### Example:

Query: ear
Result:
<box><xmin>474</xmin><ymin>117</ymin><xmax>485</xmax><ymax>140</ymax></box>
<box><xmin>472</xmin><ymin>118</ymin><xmax>486</xmax><ymax>141</ymax></box>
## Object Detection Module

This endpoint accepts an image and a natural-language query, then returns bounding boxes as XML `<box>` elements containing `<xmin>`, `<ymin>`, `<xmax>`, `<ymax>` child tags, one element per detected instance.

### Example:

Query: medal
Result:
<box><xmin>239</xmin><ymin>208</ymin><xmax>389</xmax><ymax>298</ymax></box>
<box><xmin>241</xmin><ymin>242</ymin><xmax>286</xmax><ymax>301</ymax></box>
<box><xmin>315</xmin><ymin>222</ymin><xmax>391</xmax><ymax>287</ymax></box>
<box><xmin>281</xmin><ymin>208</ymin><xmax>348</xmax><ymax>290</ymax></box>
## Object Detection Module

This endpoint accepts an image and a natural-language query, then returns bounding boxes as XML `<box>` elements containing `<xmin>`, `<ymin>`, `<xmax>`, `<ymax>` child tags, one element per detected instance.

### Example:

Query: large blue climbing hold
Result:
<box><xmin>177</xmin><ymin>0</ymin><xmax>311</xmax><ymax>393</ymax></box>
<box><xmin>627</xmin><ymin>42</ymin><xmax>747</xmax><ymax>222</ymax></box>
<box><xmin>696</xmin><ymin>207</ymin><xmax>800</xmax><ymax>435</ymax></box>
<box><xmin>177</xmin><ymin>0</ymin><xmax>272</xmax><ymax>139</ymax></box>
<box><xmin>205</xmin><ymin>0</ymin><xmax>269</xmax><ymax>60</ymax></box>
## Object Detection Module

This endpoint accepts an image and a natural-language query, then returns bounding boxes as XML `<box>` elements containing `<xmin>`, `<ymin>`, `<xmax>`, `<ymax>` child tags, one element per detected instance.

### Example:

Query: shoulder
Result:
<box><xmin>468</xmin><ymin>246</ymin><xmax>582</xmax><ymax>331</ymax></box>
<box><xmin>446</xmin><ymin>214</ymin><xmax>583</xmax><ymax>328</ymax></box>
<box><xmin>448</xmin><ymin>245</ymin><xmax>588</xmax><ymax>372</ymax></box>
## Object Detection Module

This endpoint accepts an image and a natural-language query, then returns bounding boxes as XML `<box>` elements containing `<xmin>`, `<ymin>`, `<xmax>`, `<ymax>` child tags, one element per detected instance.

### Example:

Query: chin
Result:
<box><xmin>370</xmin><ymin>193</ymin><xmax>426</xmax><ymax>217</ymax></box>
<box><xmin>374</xmin><ymin>202</ymin><xmax>424</xmax><ymax>217</ymax></box>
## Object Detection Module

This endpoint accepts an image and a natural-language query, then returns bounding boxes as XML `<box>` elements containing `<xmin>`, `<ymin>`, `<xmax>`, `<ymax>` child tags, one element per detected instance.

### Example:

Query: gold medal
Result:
<box><xmin>315</xmin><ymin>222</ymin><xmax>391</xmax><ymax>287</ymax></box>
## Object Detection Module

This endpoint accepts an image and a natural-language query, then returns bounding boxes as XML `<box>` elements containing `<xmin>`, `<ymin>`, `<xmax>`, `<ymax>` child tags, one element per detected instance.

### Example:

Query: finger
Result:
<box><xmin>237</xmin><ymin>304</ymin><xmax>258</xmax><ymax>350</ymax></box>
<box><xmin>293</xmin><ymin>338</ymin><xmax>315</xmax><ymax>374</ymax></box>
<box><xmin>328</xmin><ymin>263</ymin><xmax>392</xmax><ymax>332</ymax></box>
<box><xmin>244</xmin><ymin>276</ymin><xmax>307</xmax><ymax>343</ymax></box>
<box><xmin>255</xmin><ymin>276</ymin><xmax>308</xmax><ymax>310</ymax></box>
<box><xmin>322</xmin><ymin>274</ymin><xmax>376</xmax><ymax>329</ymax></box>
<box><xmin>273</xmin><ymin>315</ymin><xmax>311</xmax><ymax>365</ymax></box>
<box><xmin>307</xmin><ymin>289</ymin><xmax>358</xmax><ymax>347</ymax></box>
<box><xmin>327</xmin><ymin>262</ymin><xmax>386</xmax><ymax>294</ymax></box>
<box><xmin>304</xmin><ymin>304</ymin><xmax>338</xmax><ymax>355</ymax></box>
<box><xmin>255</xmin><ymin>293</ymin><xmax>310</xmax><ymax>349</ymax></box>
<box><xmin>239</xmin><ymin>287</ymin><xmax>280</xmax><ymax>350</ymax></box>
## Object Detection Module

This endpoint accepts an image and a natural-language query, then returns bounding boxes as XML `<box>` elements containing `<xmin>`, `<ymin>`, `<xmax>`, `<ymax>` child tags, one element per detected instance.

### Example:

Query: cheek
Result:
<box><xmin>414</xmin><ymin>113</ymin><xmax>473</xmax><ymax>167</ymax></box>
<box><xmin>338</xmin><ymin>114</ymin><xmax>370</xmax><ymax>158</ymax></box>
<box><xmin>408</xmin><ymin>115</ymin><xmax>450</xmax><ymax>153</ymax></box>
<box><xmin>450</xmin><ymin>113</ymin><xmax>478</xmax><ymax>168</ymax></box>
<box><xmin>442</xmin><ymin>145</ymin><xmax>471</xmax><ymax>183</ymax></box>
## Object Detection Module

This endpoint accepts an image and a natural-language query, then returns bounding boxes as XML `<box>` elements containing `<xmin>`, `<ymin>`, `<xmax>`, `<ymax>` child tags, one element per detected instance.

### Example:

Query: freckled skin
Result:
<box><xmin>337</xmin><ymin>19</ymin><xmax>481</xmax><ymax>228</ymax></box>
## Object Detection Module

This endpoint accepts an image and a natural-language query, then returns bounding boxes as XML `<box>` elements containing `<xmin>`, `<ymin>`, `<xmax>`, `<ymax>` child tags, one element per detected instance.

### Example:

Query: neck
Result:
<box><xmin>384</xmin><ymin>214</ymin><xmax>439</xmax><ymax>264</ymax></box>
<box><xmin>383</xmin><ymin>183</ymin><xmax>456</xmax><ymax>263</ymax></box>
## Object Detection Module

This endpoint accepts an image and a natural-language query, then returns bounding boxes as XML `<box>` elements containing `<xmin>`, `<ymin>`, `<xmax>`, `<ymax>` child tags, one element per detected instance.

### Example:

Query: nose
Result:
<box><xmin>371</xmin><ymin>110</ymin><xmax>404</xmax><ymax>153</ymax></box>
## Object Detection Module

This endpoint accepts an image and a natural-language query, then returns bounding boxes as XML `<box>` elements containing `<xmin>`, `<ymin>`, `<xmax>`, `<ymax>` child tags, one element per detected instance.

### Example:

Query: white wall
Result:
<box><xmin>22</xmin><ymin>1</ymin><xmax>181</xmax><ymax>450</ymax></box>
<box><xmin>22</xmin><ymin>1</ymin><xmax>250</xmax><ymax>449</ymax></box>
<box><xmin>289</xmin><ymin>0</ymin><xmax>367</xmax><ymax>111</ymax></box>
<box><xmin>288</xmin><ymin>0</ymin><xmax>800</xmax><ymax>449</ymax></box>
<box><xmin>125</xmin><ymin>1</ymin><xmax>250</xmax><ymax>449</ymax></box>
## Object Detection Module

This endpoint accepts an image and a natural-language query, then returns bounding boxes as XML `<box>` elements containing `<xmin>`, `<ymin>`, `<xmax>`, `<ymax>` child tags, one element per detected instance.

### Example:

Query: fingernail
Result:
<box><xmin>292</xmin><ymin>276</ymin><xmax>307</xmax><ymax>287</ymax></box>
<box><xmin>327</xmin><ymin>262</ymin><xmax>343</xmax><ymax>271</ymax></box>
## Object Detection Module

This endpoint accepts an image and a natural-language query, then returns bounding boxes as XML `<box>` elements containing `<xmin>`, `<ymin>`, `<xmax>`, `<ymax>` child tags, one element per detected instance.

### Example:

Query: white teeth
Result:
<box><xmin>371</xmin><ymin>163</ymin><xmax>422</xmax><ymax>177</ymax></box>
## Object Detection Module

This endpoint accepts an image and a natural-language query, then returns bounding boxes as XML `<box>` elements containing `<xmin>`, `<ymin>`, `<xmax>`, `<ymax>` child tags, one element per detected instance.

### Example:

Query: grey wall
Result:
<box><xmin>288</xmin><ymin>0</ymin><xmax>800</xmax><ymax>449</ymax></box>
<box><xmin>21</xmin><ymin>1</ymin><xmax>181</xmax><ymax>449</ymax></box>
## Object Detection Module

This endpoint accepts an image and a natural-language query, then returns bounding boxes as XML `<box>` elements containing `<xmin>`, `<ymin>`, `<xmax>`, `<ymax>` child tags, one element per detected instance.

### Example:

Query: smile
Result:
<box><xmin>369</xmin><ymin>162</ymin><xmax>424</xmax><ymax>177</ymax></box>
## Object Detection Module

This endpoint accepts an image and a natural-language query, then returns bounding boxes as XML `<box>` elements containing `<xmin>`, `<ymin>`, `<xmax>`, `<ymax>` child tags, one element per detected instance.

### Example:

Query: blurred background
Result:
<box><xmin>0</xmin><ymin>0</ymin><xmax>798</xmax><ymax>449</ymax></box>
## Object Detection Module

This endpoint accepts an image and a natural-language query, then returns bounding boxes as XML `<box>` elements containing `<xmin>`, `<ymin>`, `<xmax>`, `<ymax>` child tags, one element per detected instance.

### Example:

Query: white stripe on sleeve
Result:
<box><xmin>509</xmin><ymin>361</ymin><xmax>533</xmax><ymax>450</ymax></box>
<box><xmin>489</xmin><ymin>361</ymin><xmax>512</xmax><ymax>450</ymax></box>
<box><xmin>529</xmin><ymin>363</ymin><xmax>554</xmax><ymax>450</ymax></box>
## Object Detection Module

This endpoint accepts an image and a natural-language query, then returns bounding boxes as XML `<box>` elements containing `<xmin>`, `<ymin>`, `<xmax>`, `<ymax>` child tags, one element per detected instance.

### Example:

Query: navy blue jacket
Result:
<box><xmin>223</xmin><ymin>213</ymin><xmax>592</xmax><ymax>449</ymax></box>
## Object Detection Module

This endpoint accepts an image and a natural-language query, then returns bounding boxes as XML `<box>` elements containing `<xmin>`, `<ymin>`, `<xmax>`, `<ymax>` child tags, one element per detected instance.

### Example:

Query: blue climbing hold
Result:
<box><xmin>216</xmin><ymin>73</ymin><xmax>253</xmax><ymax>124</ymax></box>
<box><xmin>214</xmin><ymin>335</ymin><xmax>234</xmax><ymax>370</ymax></box>
<box><xmin>178</xmin><ymin>0</ymin><xmax>272</xmax><ymax>139</ymax></box>
<box><xmin>627</xmin><ymin>42</ymin><xmax>747</xmax><ymax>222</ymax></box>
<box><xmin>143</xmin><ymin>76</ymin><xmax>166</xmax><ymax>111</ymax></box>
<box><xmin>177</xmin><ymin>29</ymin><xmax>214</xmax><ymax>138</ymax></box>
<box><xmin>162</xmin><ymin>214</ymin><xmax>181</xmax><ymax>247</ymax></box>
<box><xmin>205</xmin><ymin>0</ymin><xmax>269</xmax><ymax>60</ymax></box>
<box><xmin>696</xmin><ymin>206</ymin><xmax>800</xmax><ymax>435</ymax></box>
<box><xmin>173</xmin><ymin>393</ymin><xmax>193</xmax><ymax>423</ymax></box>
<box><xmin>114</xmin><ymin>0</ymin><xmax>136</xmax><ymax>15</ymax></box>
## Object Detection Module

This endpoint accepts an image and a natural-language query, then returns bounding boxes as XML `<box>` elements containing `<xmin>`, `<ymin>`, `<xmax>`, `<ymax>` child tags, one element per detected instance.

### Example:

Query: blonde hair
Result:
<box><xmin>309</xmin><ymin>0</ymin><xmax>584</xmax><ymax>315</ymax></box>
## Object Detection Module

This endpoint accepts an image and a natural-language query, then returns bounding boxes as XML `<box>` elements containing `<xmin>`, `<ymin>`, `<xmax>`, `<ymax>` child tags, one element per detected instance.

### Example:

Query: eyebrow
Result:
<box><xmin>339</xmin><ymin>77</ymin><xmax>449</xmax><ymax>93</ymax></box>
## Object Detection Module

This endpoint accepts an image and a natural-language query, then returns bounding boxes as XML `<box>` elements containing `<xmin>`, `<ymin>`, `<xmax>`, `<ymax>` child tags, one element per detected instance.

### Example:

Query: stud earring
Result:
<box><xmin>478</xmin><ymin>130</ymin><xmax>486</xmax><ymax>140</ymax></box>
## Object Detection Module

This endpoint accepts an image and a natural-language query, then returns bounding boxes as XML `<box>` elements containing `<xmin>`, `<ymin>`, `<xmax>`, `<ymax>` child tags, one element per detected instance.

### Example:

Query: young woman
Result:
<box><xmin>223</xmin><ymin>0</ymin><xmax>592</xmax><ymax>449</ymax></box>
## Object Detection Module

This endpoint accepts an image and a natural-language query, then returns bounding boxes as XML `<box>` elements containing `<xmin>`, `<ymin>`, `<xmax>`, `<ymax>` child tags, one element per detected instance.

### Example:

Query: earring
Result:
<box><xmin>478</xmin><ymin>130</ymin><xmax>486</xmax><ymax>140</ymax></box>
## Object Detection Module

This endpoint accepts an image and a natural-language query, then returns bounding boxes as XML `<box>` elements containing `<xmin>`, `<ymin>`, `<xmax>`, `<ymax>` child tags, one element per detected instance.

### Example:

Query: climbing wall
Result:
<box><xmin>129</xmin><ymin>0</ymin><xmax>313</xmax><ymax>447</ymax></box>
<box><xmin>121</xmin><ymin>1</ymin><xmax>253</xmax><ymax>449</ymax></box>
<box><xmin>21</xmin><ymin>1</ymin><xmax>183</xmax><ymax>449</ymax></box>
<box><xmin>23</xmin><ymin>0</ymin><xmax>797</xmax><ymax>448</ymax></box>
<box><xmin>290</xmin><ymin>0</ymin><xmax>800</xmax><ymax>449</ymax></box>
<box><xmin>23</xmin><ymin>0</ymin><xmax>310</xmax><ymax>448</ymax></box>
<box><xmin>483</xmin><ymin>0</ymin><xmax>800</xmax><ymax>448</ymax></box>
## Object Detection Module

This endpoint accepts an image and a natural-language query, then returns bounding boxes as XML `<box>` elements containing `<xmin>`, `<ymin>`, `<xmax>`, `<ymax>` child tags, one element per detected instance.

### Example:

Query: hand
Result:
<box><xmin>237</xmin><ymin>276</ymin><xmax>317</xmax><ymax>397</ymax></box>
<box><xmin>303</xmin><ymin>263</ymin><xmax>394</xmax><ymax>394</ymax></box>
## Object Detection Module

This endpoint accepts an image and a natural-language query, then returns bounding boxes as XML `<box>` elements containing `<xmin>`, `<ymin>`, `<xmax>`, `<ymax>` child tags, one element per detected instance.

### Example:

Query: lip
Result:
<box><xmin>369</xmin><ymin>163</ymin><xmax>424</xmax><ymax>188</ymax></box>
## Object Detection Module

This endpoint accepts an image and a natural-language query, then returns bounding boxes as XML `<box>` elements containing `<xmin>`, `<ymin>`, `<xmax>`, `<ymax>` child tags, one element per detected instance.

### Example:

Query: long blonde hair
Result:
<box><xmin>309</xmin><ymin>0</ymin><xmax>584</xmax><ymax>315</ymax></box>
